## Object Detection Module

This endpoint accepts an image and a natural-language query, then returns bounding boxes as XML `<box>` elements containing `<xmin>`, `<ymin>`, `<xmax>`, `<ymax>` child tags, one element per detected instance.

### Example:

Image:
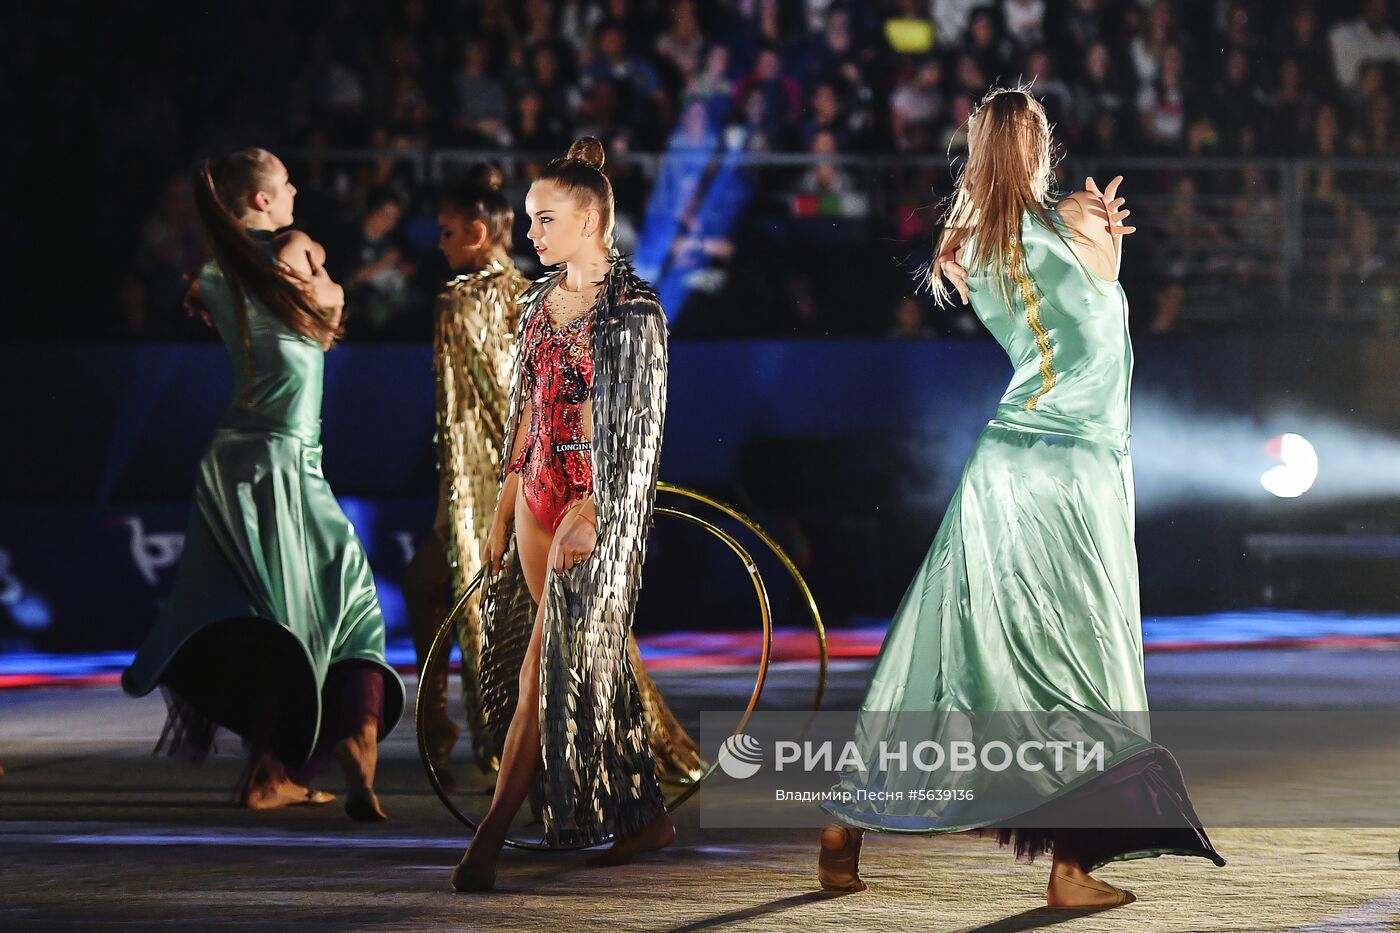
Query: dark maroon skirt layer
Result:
<box><xmin>157</xmin><ymin>617</ymin><xmax>385</xmax><ymax>774</ymax></box>
<box><xmin>974</xmin><ymin>746</ymin><xmax>1226</xmax><ymax>872</ymax></box>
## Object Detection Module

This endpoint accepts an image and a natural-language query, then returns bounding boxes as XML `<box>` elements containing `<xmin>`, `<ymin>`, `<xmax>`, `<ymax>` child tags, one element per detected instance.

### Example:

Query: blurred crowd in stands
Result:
<box><xmin>112</xmin><ymin>0</ymin><xmax>1400</xmax><ymax>341</ymax></box>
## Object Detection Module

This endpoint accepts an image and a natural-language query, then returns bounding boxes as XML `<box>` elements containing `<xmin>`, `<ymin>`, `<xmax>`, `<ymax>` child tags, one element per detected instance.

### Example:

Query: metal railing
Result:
<box><xmin>282</xmin><ymin>148</ymin><xmax>1400</xmax><ymax>327</ymax></box>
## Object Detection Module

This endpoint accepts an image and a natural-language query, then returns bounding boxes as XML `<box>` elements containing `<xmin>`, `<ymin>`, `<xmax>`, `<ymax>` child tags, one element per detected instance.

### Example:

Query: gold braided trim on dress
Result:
<box><xmin>1010</xmin><ymin>242</ymin><xmax>1055</xmax><ymax>410</ymax></box>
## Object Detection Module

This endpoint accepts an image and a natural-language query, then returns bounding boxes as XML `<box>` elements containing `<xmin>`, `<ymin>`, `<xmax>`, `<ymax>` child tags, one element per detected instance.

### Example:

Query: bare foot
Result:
<box><xmin>345</xmin><ymin>788</ymin><xmax>389</xmax><ymax>822</ymax></box>
<box><xmin>242</xmin><ymin>778</ymin><xmax>335</xmax><ymax>811</ymax></box>
<box><xmin>424</xmin><ymin>716</ymin><xmax>459</xmax><ymax>790</ymax></box>
<box><xmin>335</xmin><ymin>730</ymin><xmax>376</xmax><ymax>791</ymax></box>
<box><xmin>452</xmin><ymin>832</ymin><xmax>501</xmax><ymax>893</ymax></box>
<box><xmin>584</xmin><ymin>811</ymin><xmax>676</xmax><ymax>867</ymax></box>
<box><xmin>817</xmin><ymin>824</ymin><xmax>867</xmax><ymax>892</ymax></box>
<box><xmin>1047</xmin><ymin>863</ymin><xmax>1136</xmax><ymax>909</ymax></box>
<box><xmin>335</xmin><ymin>727</ymin><xmax>388</xmax><ymax>820</ymax></box>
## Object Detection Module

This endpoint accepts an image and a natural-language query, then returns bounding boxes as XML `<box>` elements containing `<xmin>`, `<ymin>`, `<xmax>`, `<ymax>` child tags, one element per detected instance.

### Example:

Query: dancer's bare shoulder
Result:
<box><xmin>1055</xmin><ymin>193</ymin><xmax>1117</xmax><ymax>281</ymax></box>
<box><xmin>273</xmin><ymin>230</ymin><xmax>327</xmax><ymax>276</ymax></box>
<box><xmin>1056</xmin><ymin>193</ymin><xmax>1114</xmax><ymax>250</ymax></box>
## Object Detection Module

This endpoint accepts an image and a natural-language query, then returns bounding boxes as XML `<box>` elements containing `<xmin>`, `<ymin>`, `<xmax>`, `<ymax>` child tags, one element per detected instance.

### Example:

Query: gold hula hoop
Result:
<box><xmin>416</xmin><ymin>504</ymin><xmax>774</xmax><ymax>850</ymax></box>
<box><xmin>656</xmin><ymin>482</ymin><xmax>829</xmax><ymax>710</ymax></box>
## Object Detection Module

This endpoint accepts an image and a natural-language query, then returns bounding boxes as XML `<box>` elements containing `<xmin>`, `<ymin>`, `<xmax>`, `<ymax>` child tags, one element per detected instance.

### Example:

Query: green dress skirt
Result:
<box><xmin>824</xmin><ymin>208</ymin><xmax>1224</xmax><ymax>872</ymax></box>
<box><xmin>122</xmin><ymin>240</ymin><xmax>404</xmax><ymax>767</ymax></box>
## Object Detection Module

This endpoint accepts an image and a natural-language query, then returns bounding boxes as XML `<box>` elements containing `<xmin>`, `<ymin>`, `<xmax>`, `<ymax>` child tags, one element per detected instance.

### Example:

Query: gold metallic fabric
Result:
<box><xmin>629</xmin><ymin>637</ymin><xmax>704</xmax><ymax>781</ymax></box>
<box><xmin>1011</xmin><ymin>243</ymin><xmax>1057</xmax><ymax>410</ymax></box>
<box><xmin>433</xmin><ymin>259</ymin><xmax>531</xmax><ymax>770</ymax></box>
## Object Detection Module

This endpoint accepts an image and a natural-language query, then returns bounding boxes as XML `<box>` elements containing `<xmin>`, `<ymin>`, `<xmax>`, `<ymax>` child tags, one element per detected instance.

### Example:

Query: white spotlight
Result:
<box><xmin>1260</xmin><ymin>433</ymin><xmax>1318</xmax><ymax>498</ymax></box>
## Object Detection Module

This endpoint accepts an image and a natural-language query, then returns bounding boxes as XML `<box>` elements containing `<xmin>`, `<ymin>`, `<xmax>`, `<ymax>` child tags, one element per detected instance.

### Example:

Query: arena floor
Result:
<box><xmin>3</xmin><ymin>644</ymin><xmax>1400</xmax><ymax>932</ymax></box>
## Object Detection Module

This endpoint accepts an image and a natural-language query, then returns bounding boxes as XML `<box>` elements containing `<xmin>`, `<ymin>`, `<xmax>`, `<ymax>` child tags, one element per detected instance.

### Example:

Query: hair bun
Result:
<box><xmin>566</xmin><ymin>136</ymin><xmax>606</xmax><ymax>170</ymax></box>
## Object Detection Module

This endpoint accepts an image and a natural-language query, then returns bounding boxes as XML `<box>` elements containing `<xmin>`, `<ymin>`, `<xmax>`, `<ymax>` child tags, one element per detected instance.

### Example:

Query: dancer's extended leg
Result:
<box><xmin>451</xmin><ymin>489</ymin><xmax>551</xmax><ymax>892</ymax></box>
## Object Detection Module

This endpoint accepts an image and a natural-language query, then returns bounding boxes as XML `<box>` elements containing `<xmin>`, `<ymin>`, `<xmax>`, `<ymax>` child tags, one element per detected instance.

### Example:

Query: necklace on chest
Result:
<box><xmin>547</xmin><ymin>278</ymin><xmax>602</xmax><ymax>327</ymax></box>
<box><xmin>531</xmin><ymin>294</ymin><xmax>592</xmax><ymax>371</ymax></box>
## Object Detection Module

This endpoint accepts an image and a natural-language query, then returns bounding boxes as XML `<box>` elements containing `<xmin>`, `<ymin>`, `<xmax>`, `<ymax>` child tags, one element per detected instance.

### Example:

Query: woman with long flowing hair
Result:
<box><xmin>816</xmin><ymin>88</ymin><xmax>1225</xmax><ymax>908</ymax></box>
<box><xmin>122</xmin><ymin>148</ymin><xmax>403</xmax><ymax>820</ymax></box>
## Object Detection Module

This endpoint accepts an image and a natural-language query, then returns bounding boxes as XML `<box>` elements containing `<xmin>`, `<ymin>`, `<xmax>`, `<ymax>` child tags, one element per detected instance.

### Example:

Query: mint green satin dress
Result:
<box><xmin>825</xmin><ymin>208</ymin><xmax>1223</xmax><ymax>871</ymax></box>
<box><xmin>122</xmin><ymin>233</ymin><xmax>404</xmax><ymax>766</ymax></box>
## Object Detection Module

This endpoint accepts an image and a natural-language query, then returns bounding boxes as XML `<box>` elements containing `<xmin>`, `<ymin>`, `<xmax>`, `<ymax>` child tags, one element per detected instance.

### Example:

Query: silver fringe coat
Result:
<box><xmin>479</xmin><ymin>258</ymin><xmax>669</xmax><ymax>846</ymax></box>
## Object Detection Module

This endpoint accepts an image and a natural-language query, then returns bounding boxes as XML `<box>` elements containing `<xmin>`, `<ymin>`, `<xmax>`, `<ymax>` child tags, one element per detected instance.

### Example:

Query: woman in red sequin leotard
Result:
<box><xmin>454</xmin><ymin>136</ymin><xmax>675</xmax><ymax>893</ymax></box>
<box><xmin>509</xmin><ymin>301</ymin><xmax>594</xmax><ymax>532</ymax></box>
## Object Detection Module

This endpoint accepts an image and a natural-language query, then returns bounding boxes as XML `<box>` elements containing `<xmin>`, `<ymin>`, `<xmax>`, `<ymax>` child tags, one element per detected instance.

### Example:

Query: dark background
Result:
<box><xmin>6</xmin><ymin>1</ymin><xmax>1400</xmax><ymax>653</ymax></box>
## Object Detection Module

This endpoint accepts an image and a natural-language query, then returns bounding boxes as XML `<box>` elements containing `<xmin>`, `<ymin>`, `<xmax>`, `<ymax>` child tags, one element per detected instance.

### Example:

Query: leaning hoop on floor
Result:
<box><xmin>415</xmin><ymin>483</ymin><xmax>828</xmax><ymax>850</ymax></box>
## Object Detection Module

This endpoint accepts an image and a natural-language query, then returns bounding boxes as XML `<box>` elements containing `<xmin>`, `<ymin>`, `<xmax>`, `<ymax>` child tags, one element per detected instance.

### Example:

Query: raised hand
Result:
<box><xmin>1085</xmin><ymin>175</ymin><xmax>1136</xmax><ymax>237</ymax></box>
<box><xmin>305</xmin><ymin>249</ymin><xmax>344</xmax><ymax>311</ymax></box>
<box><xmin>936</xmin><ymin>245</ymin><xmax>970</xmax><ymax>305</ymax></box>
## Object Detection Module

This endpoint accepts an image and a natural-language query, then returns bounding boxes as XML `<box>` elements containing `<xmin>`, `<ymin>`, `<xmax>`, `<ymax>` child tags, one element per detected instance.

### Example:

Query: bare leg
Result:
<box><xmin>236</xmin><ymin>669</ymin><xmax>332</xmax><ymax>810</ymax></box>
<box><xmin>1046</xmin><ymin>855</ymin><xmax>1136</xmax><ymax>908</ymax></box>
<box><xmin>451</xmin><ymin>490</ymin><xmax>551</xmax><ymax>892</ymax></box>
<box><xmin>453</xmin><ymin>488</ymin><xmax>675</xmax><ymax>885</ymax></box>
<box><xmin>309</xmin><ymin>664</ymin><xmax>390</xmax><ymax>822</ymax></box>
<box><xmin>337</xmin><ymin>720</ymin><xmax>386</xmax><ymax>822</ymax></box>
<box><xmin>582</xmin><ymin>807</ymin><xmax>676</xmax><ymax>867</ymax></box>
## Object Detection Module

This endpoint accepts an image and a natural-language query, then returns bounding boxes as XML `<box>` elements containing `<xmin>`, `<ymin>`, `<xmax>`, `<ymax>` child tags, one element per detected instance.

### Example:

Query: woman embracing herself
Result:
<box><xmin>122</xmin><ymin>148</ymin><xmax>403</xmax><ymax>821</ymax></box>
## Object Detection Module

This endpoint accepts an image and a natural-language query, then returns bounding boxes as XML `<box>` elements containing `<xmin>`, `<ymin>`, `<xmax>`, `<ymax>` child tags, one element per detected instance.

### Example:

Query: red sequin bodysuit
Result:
<box><xmin>509</xmin><ymin>299</ymin><xmax>594</xmax><ymax>532</ymax></box>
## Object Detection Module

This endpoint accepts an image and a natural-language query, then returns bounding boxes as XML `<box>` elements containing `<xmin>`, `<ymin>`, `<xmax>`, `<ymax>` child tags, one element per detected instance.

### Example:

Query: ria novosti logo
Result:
<box><xmin>717</xmin><ymin>733</ymin><xmax>764</xmax><ymax>779</ymax></box>
<box><xmin>715</xmin><ymin>732</ymin><xmax>1109</xmax><ymax>781</ymax></box>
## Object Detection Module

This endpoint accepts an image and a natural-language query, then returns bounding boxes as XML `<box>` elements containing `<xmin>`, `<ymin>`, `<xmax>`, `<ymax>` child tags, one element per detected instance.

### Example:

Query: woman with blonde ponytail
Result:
<box><xmin>123</xmin><ymin>148</ymin><xmax>403</xmax><ymax>821</ymax></box>
<box><xmin>452</xmin><ymin>137</ymin><xmax>679</xmax><ymax>892</ymax></box>
<box><xmin>816</xmin><ymin>89</ymin><xmax>1225</xmax><ymax>907</ymax></box>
